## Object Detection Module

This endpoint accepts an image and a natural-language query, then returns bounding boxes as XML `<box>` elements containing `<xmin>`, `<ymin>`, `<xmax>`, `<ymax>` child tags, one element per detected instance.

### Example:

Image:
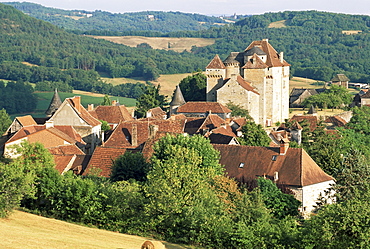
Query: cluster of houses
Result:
<box><xmin>3</xmin><ymin>39</ymin><xmax>360</xmax><ymax>216</ymax></box>
<box><xmin>1</xmin><ymin>85</ymin><xmax>343</xmax><ymax>216</ymax></box>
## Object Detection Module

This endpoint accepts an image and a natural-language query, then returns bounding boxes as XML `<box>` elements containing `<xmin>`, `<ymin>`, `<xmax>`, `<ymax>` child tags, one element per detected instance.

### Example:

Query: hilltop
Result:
<box><xmin>3</xmin><ymin>2</ymin><xmax>227</xmax><ymax>33</ymax></box>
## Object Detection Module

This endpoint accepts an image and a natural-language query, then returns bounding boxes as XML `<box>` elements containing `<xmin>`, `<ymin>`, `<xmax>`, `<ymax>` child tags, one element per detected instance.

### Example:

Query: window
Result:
<box><xmin>239</xmin><ymin>163</ymin><xmax>244</xmax><ymax>168</ymax></box>
<box><xmin>272</xmin><ymin>155</ymin><xmax>278</xmax><ymax>161</ymax></box>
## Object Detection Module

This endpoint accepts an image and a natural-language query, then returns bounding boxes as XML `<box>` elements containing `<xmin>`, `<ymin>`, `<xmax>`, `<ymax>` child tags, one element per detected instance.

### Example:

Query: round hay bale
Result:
<box><xmin>141</xmin><ymin>240</ymin><xmax>165</xmax><ymax>249</ymax></box>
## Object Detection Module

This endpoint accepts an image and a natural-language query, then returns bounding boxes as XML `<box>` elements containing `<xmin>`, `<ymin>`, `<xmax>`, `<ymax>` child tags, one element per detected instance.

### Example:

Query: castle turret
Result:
<box><xmin>206</xmin><ymin>55</ymin><xmax>226</xmax><ymax>102</ymax></box>
<box><xmin>170</xmin><ymin>85</ymin><xmax>186</xmax><ymax>116</ymax></box>
<box><xmin>45</xmin><ymin>88</ymin><xmax>62</xmax><ymax>117</ymax></box>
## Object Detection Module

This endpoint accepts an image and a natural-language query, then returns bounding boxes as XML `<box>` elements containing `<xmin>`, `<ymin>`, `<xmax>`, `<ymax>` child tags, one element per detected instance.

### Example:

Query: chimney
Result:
<box><xmin>131</xmin><ymin>124</ymin><xmax>137</xmax><ymax>147</ymax></box>
<box><xmin>73</xmin><ymin>96</ymin><xmax>81</xmax><ymax>112</ymax></box>
<box><xmin>88</xmin><ymin>104</ymin><xmax>94</xmax><ymax>111</ymax></box>
<box><xmin>45</xmin><ymin>120</ymin><xmax>54</xmax><ymax>129</ymax></box>
<box><xmin>112</xmin><ymin>100</ymin><xmax>117</xmax><ymax>106</ymax></box>
<box><xmin>149</xmin><ymin>124</ymin><xmax>159</xmax><ymax>139</ymax></box>
<box><xmin>279</xmin><ymin>52</ymin><xmax>284</xmax><ymax>63</ymax></box>
<box><xmin>262</xmin><ymin>38</ymin><xmax>269</xmax><ymax>43</ymax></box>
<box><xmin>280</xmin><ymin>138</ymin><xmax>289</xmax><ymax>155</ymax></box>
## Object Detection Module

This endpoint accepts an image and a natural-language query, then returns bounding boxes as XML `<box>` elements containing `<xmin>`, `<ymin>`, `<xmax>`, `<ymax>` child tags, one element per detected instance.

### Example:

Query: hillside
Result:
<box><xmin>3</xmin><ymin>2</ymin><xmax>226</xmax><ymax>33</ymax></box>
<box><xmin>0</xmin><ymin>211</ymin><xmax>184</xmax><ymax>249</ymax></box>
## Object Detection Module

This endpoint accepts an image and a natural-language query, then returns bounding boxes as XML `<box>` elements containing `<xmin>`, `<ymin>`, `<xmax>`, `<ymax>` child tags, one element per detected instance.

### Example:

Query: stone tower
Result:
<box><xmin>169</xmin><ymin>85</ymin><xmax>186</xmax><ymax>116</ymax></box>
<box><xmin>45</xmin><ymin>88</ymin><xmax>62</xmax><ymax>117</ymax></box>
<box><xmin>206</xmin><ymin>39</ymin><xmax>290</xmax><ymax>126</ymax></box>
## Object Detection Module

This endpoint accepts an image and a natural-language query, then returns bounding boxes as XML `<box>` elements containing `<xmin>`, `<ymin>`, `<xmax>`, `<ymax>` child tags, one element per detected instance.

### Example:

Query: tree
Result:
<box><xmin>257</xmin><ymin>177</ymin><xmax>301</xmax><ymax>219</ymax></box>
<box><xmin>135</xmin><ymin>85</ymin><xmax>166</xmax><ymax>118</ymax></box>
<box><xmin>100</xmin><ymin>94</ymin><xmax>112</xmax><ymax>106</ymax></box>
<box><xmin>111</xmin><ymin>152</ymin><xmax>150</xmax><ymax>182</ymax></box>
<box><xmin>237</xmin><ymin>121</ymin><xmax>271</xmax><ymax>146</ymax></box>
<box><xmin>0</xmin><ymin>108</ymin><xmax>11</xmax><ymax>135</ymax></box>
<box><xmin>178</xmin><ymin>71</ymin><xmax>206</xmax><ymax>101</ymax></box>
<box><xmin>99</xmin><ymin>120</ymin><xmax>111</xmax><ymax>132</ymax></box>
<box><xmin>226</xmin><ymin>101</ymin><xmax>252</xmax><ymax>119</ymax></box>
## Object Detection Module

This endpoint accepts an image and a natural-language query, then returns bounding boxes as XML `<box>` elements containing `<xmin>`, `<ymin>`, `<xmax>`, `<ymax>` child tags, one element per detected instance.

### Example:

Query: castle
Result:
<box><xmin>206</xmin><ymin>39</ymin><xmax>290</xmax><ymax>126</ymax></box>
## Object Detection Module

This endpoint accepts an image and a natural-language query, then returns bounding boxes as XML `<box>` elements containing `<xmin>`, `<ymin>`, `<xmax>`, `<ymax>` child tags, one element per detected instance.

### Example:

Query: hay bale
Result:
<box><xmin>141</xmin><ymin>240</ymin><xmax>165</xmax><ymax>249</ymax></box>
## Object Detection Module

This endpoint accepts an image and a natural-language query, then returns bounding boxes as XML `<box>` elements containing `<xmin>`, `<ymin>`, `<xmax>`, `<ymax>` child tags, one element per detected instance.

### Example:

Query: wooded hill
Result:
<box><xmin>0</xmin><ymin>3</ymin><xmax>208</xmax><ymax>93</ymax></box>
<box><xmin>3</xmin><ymin>1</ymin><xmax>227</xmax><ymax>33</ymax></box>
<box><xmin>174</xmin><ymin>11</ymin><xmax>370</xmax><ymax>83</ymax></box>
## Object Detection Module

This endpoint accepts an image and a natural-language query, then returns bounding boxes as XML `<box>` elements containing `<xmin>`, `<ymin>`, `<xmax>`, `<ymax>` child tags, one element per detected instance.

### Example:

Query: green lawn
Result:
<box><xmin>10</xmin><ymin>91</ymin><xmax>136</xmax><ymax>119</ymax></box>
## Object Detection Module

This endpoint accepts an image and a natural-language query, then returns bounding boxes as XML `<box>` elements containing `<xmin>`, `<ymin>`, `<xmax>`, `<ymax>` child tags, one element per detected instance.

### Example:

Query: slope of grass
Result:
<box><xmin>0</xmin><ymin>210</ymin><xmax>187</xmax><ymax>249</ymax></box>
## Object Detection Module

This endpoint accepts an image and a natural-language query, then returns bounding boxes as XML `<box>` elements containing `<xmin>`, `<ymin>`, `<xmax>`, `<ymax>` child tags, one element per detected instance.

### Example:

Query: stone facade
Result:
<box><xmin>290</xmin><ymin>180</ymin><xmax>335</xmax><ymax>217</ymax></box>
<box><xmin>206</xmin><ymin>39</ymin><xmax>290</xmax><ymax>126</ymax></box>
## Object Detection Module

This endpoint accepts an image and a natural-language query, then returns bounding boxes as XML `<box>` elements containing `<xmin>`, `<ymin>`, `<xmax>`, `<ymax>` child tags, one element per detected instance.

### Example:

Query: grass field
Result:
<box><xmin>0</xmin><ymin>210</ymin><xmax>188</xmax><ymax>249</ymax></box>
<box><xmin>11</xmin><ymin>91</ymin><xmax>136</xmax><ymax>119</ymax></box>
<box><xmin>268</xmin><ymin>20</ymin><xmax>287</xmax><ymax>28</ymax></box>
<box><xmin>90</xmin><ymin>36</ymin><xmax>216</xmax><ymax>52</ymax></box>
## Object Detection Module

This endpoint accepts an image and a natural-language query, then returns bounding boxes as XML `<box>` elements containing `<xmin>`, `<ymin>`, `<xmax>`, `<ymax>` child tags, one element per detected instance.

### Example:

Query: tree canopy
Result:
<box><xmin>237</xmin><ymin>121</ymin><xmax>271</xmax><ymax>147</ymax></box>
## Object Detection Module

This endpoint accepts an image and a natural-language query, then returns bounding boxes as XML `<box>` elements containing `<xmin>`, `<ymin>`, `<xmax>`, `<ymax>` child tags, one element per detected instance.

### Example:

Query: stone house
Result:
<box><xmin>213</xmin><ymin>142</ymin><xmax>335</xmax><ymax>216</ymax></box>
<box><xmin>289</xmin><ymin>88</ymin><xmax>324</xmax><ymax>107</ymax></box>
<box><xmin>48</xmin><ymin>96</ymin><xmax>102</xmax><ymax>153</ymax></box>
<box><xmin>331</xmin><ymin>74</ymin><xmax>349</xmax><ymax>88</ymax></box>
<box><xmin>88</xmin><ymin>104</ymin><xmax>133</xmax><ymax>129</ymax></box>
<box><xmin>206</xmin><ymin>39</ymin><xmax>290</xmax><ymax>126</ymax></box>
<box><xmin>5</xmin><ymin>115</ymin><xmax>37</xmax><ymax>136</ymax></box>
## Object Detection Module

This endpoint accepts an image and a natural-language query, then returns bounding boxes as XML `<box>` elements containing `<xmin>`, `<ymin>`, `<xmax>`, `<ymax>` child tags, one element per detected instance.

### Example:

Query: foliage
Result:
<box><xmin>0</xmin><ymin>80</ymin><xmax>37</xmax><ymax>114</ymax></box>
<box><xmin>257</xmin><ymin>178</ymin><xmax>301</xmax><ymax>219</ymax></box>
<box><xmin>135</xmin><ymin>85</ymin><xmax>166</xmax><ymax>118</ymax></box>
<box><xmin>100</xmin><ymin>94</ymin><xmax>112</xmax><ymax>106</ymax></box>
<box><xmin>99</xmin><ymin>120</ymin><xmax>111</xmax><ymax>132</ymax></box>
<box><xmin>6</xmin><ymin>2</ymin><xmax>225</xmax><ymax>33</ymax></box>
<box><xmin>110</xmin><ymin>152</ymin><xmax>150</xmax><ymax>182</ymax></box>
<box><xmin>178</xmin><ymin>71</ymin><xmax>206</xmax><ymax>101</ymax></box>
<box><xmin>237</xmin><ymin>121</ymin><xmax>271</xmax><ymax>146</ymax></box>
<box><xmin>0</xmin><ymin>108</ymin><xmax>12</xmax><ymax>135</ymax></box>
<box><xmin>302</xmin><ymin>85</ymin><xmax>353</xmax><ymax>110</ymax></box>
<box><xmin>226</xmin><ymin>101</ymin><xmax>252</xmax><ymax>119</ymax></box>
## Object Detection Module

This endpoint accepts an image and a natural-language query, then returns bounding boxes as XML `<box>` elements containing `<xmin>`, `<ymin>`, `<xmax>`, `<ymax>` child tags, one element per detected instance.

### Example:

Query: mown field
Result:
<box><xmin>0</xmin><ymin>210</ymin><xmax>187</xmax><ymax>249</ymax></box>
<box><xmin>10</xmin><ymin>90</ymin><xmax>136</xmax><ymax>119</ymax></box>
<box><xmin>90</xmin><ymin>36</ymin><xmax>216</xmax><ymax>52</ymax></box>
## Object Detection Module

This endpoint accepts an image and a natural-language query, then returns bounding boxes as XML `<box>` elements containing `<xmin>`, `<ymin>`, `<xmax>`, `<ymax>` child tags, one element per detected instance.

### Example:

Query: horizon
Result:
<box><xmin>0</xmin><ymin>0</ymin><xmax>370</xmax><ymax>17</ymax></box>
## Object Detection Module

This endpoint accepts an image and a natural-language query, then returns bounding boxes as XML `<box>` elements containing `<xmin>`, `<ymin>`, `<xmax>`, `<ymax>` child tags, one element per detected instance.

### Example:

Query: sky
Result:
<box><xmin>1</xmin><ymin>0</ymin><xmax>370</xmax><ymax>16</ymax></box>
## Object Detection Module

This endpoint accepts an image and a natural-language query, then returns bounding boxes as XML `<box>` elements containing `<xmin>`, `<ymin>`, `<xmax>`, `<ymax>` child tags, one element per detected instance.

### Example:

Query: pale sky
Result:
<box><xmin>1</xmin><ymin>0</ymin><xmax>370</xmax><ymax>16</ymax></box>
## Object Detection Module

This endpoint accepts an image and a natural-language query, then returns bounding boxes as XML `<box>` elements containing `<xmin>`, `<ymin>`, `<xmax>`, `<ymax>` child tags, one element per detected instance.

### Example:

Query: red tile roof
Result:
<box><xmin>206</xmin><ymin>54</ymin><xmax>226</xmax><ymax>69</ymax></box>
<box><xmin>147</xmin><ymin>107</ymin><xmax>166</xmax><ymax>119</ymax></box>
<box><xmin>198</xmin><ymin>114</ymin><xmax>226</xmax><ymax>132</ymax></box>
<box><xmin>53</xmin><ymin>155</ymin><xmax>75</xmax><ymax>174</ymax></box>
<box><xmin>48</xmin><ymin>144</ymin><xmax>85</xmax><ymax>155</ymax></box>
<box><xmin>235</xmin><ymin>75</ymin><xmax>259</xmax><ymax>94</ymax></box>
<box><xmin>245</xmin><ymin>40</ymin><xmax>290</xmax><ymax>68</ymax></box>
<box><xmin>84</xmin><ymin>147</ymin><xmax>126</xmax><ymax>177</ymax></box>
<box><xmin>289</xmin><ymin>115</ymin><xmax>318</xmax><ymax>132</ymax></box>
<box><xmin>213</xmin><ymin>144</ymin><xmax>334</xmax><ymax>187</ymax></box>
<box><xmin>325</xmin><ymin>116</ymin><xmax>347</xmax><ymax>127</ymax></box>
<box><xmin>89</xmin><ymin>105</ymin><xmax>133</xmax><ymax>124</ymax></box>
<box><xmin>104</xmin><ymin>119</ymin><xmax>186</xmax><ymax>148</ymax></box>
<box><xmin>210</xmin><ymin>126</ymin><xmax>236</xmax><ymax>137</ymax></box>
<box><xmin>243</xmin><ymin>53</ymin><xmax>268</xmax><ymax>69</ymax></box>
<box><xmin>16</xmin><ymin>115</ymin><xmax>37</xmax><ymax>127</ymax></box>
<box><xmin>177</xmin><ymin>102</ymin><xmax>232</xmax><ymax>114</ymax></box>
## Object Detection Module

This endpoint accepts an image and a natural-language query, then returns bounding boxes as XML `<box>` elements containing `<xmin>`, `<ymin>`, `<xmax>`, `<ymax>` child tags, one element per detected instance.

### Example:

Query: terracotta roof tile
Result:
<box><xmin>104</xmin><ymin>119</ymin><xmax>186</xmax><ymax>148</ymax></box>
<box><xmin>147</xmin><ymin>107</ymin><xmax>166</xmax><ymax>119</ymax></box>
<box><xmin>210</xmin><ymin>126</ymin><xmax>236</xmax><ymax>137</ymax></box>
<box><xmin>235</xmin><ymin>75</ymin><xmax>259</xmax><ymax>94</ymax></box>
<box><xmin>84</xmin><ymin>147</ymin><xmax>127</xmax><ymax>177</ymax></box>
<box><xmin>53</xmin><ymin>155</ymin><xmax>75</xmax><ymax>174</ymax></box>
<box><xmin>206</xmin><ymin>54</ymin><xmax>226</xmax><ymax>69</ymax></box>
<box><xmin>242</xmin><ymin>53</ymin><xmax>268</xmax><ymax>69</ymax></box>
<box><xmin>325</xmin><ymin>116</ymin><xmax>347</xmax><ymax>127</ymax></box>
<box><xmin>289</xmin><ymin>115</ymin><xmax>318</xmax><ymax>132</ymax></box>
<box><xmin>198</xmin><ymin>114</ymin><xmax>226</xmax><ymax>132</ymax></box>
<box><xmin>213</xmin><ymin>144</ymin><xmax>333</xmax><ymax>187</ymax></box>
<box><xmin>89</xmin><ymin>105</ymin><xmax>133</xmax><ymax>124</ymax></box>
<box><xmin>177</xmin><ymin>102</ymin><xmax>231</xmax><ymax>114</ymax></box>
<box><xmin>48</xmin><ymin>144</ymin><xmax>85</xmax><ymax>155</ymax></box>
<box><xmin>16</xmin><ymin>115</ymin><xmax>37</xmax><ymax>127</ymax></box>
<box><xmin>245</xmin><ymin>40</ymin><xmax>290</xmax><ymax>67</ymax></box>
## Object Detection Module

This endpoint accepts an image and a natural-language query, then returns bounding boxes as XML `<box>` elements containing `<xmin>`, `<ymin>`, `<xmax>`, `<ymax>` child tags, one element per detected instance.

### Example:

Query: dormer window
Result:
<box><xmin>272</xmin><ymin>155</ymin><xmax>278</xmax><ymax>161</ymax></box>
<box><xmin>239</xmin><ymin>163</ymin><xmax>244</xmax><ymax>168</ymax></box>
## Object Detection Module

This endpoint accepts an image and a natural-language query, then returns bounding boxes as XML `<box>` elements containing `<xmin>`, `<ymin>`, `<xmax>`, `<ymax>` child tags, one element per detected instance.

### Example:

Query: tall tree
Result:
<box><xmin>135</xmin><ymin>85</ymin><xmax>166</xmax><ymax>118</ymax></box>
<box><xmin>237</xmin><ymin>121</ymin><xmax>271</xmax><ymax>146</ymax></box>
<box><xmin>178</xmin><ymin>71</ymin><xmax>206</xmax><ymax>101</ymax></box>
<box><xmin>0</xmin><ymin>108</ymin><xmax>11</xmax><ymax>135</ymax></box>
<box><xmin>111</xmin><ymin>152</ymin><xmax>150</xmax><ymax>182</ymax></box>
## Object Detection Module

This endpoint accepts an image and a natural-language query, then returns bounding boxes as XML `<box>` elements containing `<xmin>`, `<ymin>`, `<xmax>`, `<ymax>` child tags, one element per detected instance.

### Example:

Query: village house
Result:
<box><xmin>205</xmin><ymin>39</ymin><xmax>290</xmax><ymax>126</ymax></box>
<box><xmin>48</xmin><ymin>96</ymin><xmax>102</xmax><ymax>153</ymax></box>
<box><xmin>213</xmin><ymin>142</ymin><xmax>335</xmax><ymax>216</ymax></box>
<box><xmin>88</xmin><ymin>103</ymin><xmax>134</xmax><ymax>129</ymax></box>
<box><xmin>174</xmin><ymin>101</ymin><xmax>232</xmax><ymax>119</ymax></box>
<box><xmin>331</xmin><ymin>74</ymin><xmax>350</xmax><ymax>88</ymax></box>
<box><xmin>289</xmin><ymin>88</ymin><xmax>326</xmax><ymax>108</ymax></box>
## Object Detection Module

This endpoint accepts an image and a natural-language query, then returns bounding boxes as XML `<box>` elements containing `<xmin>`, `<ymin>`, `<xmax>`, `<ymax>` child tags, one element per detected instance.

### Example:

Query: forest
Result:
<box><xmin>3</xmin><ymin>2</ymin><xmax>227</xmax><ymax>33</ymax></box>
